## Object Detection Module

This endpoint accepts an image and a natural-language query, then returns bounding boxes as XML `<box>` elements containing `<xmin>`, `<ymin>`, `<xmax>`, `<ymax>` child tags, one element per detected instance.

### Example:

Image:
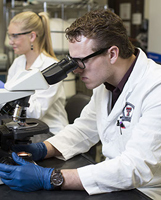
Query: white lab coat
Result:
<box><xmin>7</xmin><ymin>53</ymin><xmax>68</xmax><ymax>134</ymax></box>
<box><xmin>47</xmin><ymin>48</ymin><xmax>161</xmax><ymax>200</ymax></box>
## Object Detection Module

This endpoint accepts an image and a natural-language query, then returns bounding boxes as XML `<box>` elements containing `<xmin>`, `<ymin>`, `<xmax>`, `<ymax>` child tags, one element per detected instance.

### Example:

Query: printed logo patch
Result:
<box><xmin>122</xmin><ymin>102</ymin><xmax>135</xmax><ymax>122</ymax></box>
<box><xmin>117</xmin><ymin>102</ymin><xmax>135</xmax><ymax>131</ymax></box>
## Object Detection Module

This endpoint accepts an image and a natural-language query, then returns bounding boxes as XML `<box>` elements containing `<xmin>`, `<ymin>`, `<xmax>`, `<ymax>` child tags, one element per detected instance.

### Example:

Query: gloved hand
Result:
<box><xmin>0</xmin><ymin>152</ymin><xmax>54</xmax><ymax>192</ymax></box>
<box><xmin>12</xmin><ymin>142</ymin><xmax>47</xmax><ymax>161</ymax></box>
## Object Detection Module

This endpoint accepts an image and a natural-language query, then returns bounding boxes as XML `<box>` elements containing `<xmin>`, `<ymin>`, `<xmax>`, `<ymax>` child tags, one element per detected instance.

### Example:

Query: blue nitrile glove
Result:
<box><xmin>0</xmin><ymin>80</ymin><xmax>4</xmax><ymax>88</ymax></box>
<box><xmin>12</xmin><ymin>142</ymin><xmax>47</xmax><ymax>161</ymax></box>
<box><xmin>0</xmin><ymin>152</ymin><xmax>54</xmax><ymax>192</ymax></box>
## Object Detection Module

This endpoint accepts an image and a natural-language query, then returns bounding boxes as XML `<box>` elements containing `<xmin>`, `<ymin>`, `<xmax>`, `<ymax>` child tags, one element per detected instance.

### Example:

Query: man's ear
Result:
<box><xmin>30</xmin><ymin>31</ymin><xmax>37</xmax><ymax>42</ymax></box>
<box><xmin>108</xmin><ymin>46</ymin><xmax>119</xmax><ymax>64</ymax></box>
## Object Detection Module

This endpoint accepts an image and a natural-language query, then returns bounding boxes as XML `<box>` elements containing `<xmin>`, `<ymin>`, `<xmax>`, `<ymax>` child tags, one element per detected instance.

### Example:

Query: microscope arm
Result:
<box><xmin>0</xmin><ymin>55</ymin><xmax>78</xmax><ymax>106</ymax></box>
<box><xmin>0</xmin><ymin>68</ymin><xmax>48</xmax><ymax>105</ymax></box>
<box><xmin>0</xmin><ymin>89</ymin><xmax>34</xmax><ymax>105</ymax></box>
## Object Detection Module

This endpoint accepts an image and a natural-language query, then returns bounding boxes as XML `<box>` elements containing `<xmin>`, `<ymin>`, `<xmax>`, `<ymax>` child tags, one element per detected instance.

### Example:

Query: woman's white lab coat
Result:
<box><xmin>7</xmin><ymin>53</ymin><xmax>68</xmax><ymax>134</ymax></box>
<box><xmin>47</xmin><ymin>49</ymin><xmax>161</xmax><ymax>200</ymax></box>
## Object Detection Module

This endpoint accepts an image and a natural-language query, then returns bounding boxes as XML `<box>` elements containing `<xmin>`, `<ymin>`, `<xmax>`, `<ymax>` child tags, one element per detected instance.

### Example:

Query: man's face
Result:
<box><xmin>69</xmin><ymin>36</ymin><xmax>114</xmax><ymax>90</ymax></box>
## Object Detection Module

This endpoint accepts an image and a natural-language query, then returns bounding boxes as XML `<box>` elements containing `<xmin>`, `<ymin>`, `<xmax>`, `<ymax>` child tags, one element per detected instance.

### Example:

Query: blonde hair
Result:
<box><xmin>10</xmin><ymin>11</ymin><xmax>57</xmax><ymax>59</ymax></box>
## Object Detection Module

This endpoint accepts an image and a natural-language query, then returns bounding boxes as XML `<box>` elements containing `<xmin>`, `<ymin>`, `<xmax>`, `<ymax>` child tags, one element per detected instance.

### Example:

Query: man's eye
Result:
<box><xmin>83</xmin><ymin>59</ymin><xmax>89</xmax><ymax>64</ymax></box>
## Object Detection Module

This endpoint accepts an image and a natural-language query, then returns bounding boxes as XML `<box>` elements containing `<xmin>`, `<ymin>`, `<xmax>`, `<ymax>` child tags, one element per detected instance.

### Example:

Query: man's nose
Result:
<box><xmin>73</xmin><ymin>67</ymin><xmax>84</xmax><ymax>74</ymax></box>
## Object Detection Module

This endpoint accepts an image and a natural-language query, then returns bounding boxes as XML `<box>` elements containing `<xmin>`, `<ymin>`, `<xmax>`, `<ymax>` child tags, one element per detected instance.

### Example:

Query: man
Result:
<box><xmin>0</xmin><ymin>9</ymin><xmax>161</xmax><ymax>200</ymax></box>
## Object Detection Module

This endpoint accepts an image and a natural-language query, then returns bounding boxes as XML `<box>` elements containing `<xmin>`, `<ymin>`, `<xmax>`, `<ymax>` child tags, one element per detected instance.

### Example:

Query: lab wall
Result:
<box><xmin>0</xmin><ymin>1</ymin><xmax>5</xmax><ymax>53</ymax></box>
<box><xmin>147</xmin><ymin>0</ymin><xmax>161</xmax><ymax>62</ymax></box>
<box><xmin>2</xmin><ymin>0</ymin><xmax>161</xmax><ymax>66</ymax></box>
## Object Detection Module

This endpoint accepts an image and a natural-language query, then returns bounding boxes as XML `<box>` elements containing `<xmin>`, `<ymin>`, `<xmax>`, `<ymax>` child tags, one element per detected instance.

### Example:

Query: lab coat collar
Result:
<box><xmin>29</xmin><ymin>53</ymin><xmax>46</xmax><ymax>70</ymax></box>
<box><xmin>106</xmin><ymin>48</ymin><xmax>149</xmax><ymax>122</ymax></box>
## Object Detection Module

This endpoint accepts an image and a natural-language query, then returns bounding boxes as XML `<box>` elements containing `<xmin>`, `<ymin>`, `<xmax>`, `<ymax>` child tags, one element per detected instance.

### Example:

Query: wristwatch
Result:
<box><xmin>50</xmin><ymin>169</ymin><xmax>64</xmax><ymax>190</ymax></box>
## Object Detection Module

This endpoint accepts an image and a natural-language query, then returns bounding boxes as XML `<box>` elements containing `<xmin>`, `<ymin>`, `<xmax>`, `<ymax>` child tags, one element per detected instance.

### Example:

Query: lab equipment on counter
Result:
<box><xmin>0</xmin><ymin>55</ymin><xmax>78</xmax><ymax>152</ymax></box>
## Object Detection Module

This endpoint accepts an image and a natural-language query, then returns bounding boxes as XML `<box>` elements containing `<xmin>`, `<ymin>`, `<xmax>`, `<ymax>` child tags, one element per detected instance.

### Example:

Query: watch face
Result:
<box><xmin>51</xmin><ymin>170</ymin><xmax>64</xmax><ymax>187</ymax></box>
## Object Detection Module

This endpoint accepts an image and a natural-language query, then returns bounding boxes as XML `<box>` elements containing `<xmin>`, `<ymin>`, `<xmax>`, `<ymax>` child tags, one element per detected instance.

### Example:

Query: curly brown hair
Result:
<box><xmin>65</xmin><ymin>9</ymin><xmax>134</xmax><ymax>59</ymax></box>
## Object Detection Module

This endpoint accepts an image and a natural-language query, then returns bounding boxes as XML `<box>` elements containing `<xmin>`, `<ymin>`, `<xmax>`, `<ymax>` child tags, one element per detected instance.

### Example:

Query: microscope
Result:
<box><xmin>0</xmin><ymin>56</ymin><xmax>78</xmax><ymax>154</ymax></box>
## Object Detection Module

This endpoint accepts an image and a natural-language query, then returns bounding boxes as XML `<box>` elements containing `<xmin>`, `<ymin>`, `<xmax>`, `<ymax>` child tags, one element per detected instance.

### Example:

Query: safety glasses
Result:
<box><xmin>7</xmin><ymin>31</ymin><xmax>32</xmax><ymax>40</ymax></box>
<box><xmin>68</xmin><ymin>48</ymin><xmax>109</xmax><ymax>69</ymax></box>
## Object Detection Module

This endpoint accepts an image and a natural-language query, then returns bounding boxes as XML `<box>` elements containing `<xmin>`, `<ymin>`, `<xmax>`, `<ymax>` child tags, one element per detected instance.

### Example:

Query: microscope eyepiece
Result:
<box><xmin>42</xmin><ymin>56</ymin><xmax>79</xmax><ymax>85</ymax></box>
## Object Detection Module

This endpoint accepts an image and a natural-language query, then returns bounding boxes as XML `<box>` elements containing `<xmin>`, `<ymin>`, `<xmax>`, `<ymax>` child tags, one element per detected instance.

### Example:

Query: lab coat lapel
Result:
<box><xmin>30</xmin><ymin>53</ymin><xmax>45</xmax><ymax>69</ymax></box>
<box><xmin>103</xmin><ymin>48</ymin><xmax>148</xmax><ymax>129</ymax></box>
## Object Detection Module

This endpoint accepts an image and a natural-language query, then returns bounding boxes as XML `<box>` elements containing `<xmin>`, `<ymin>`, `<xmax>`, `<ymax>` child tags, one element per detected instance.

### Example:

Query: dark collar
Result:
<box><xmin>104</xmin><ymin>48</ymin><xmax>140</xmax><ymax>93</ymax></box>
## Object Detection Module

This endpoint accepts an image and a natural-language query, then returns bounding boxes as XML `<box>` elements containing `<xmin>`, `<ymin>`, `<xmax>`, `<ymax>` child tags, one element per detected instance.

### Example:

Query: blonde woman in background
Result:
<box><xmin>6</xmin><ymin>11</ymin><xmax>68</xmax><ymax>141</ymax></box>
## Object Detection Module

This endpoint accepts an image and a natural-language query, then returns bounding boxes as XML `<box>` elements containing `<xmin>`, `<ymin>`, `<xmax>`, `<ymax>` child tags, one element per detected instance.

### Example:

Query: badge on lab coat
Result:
<box><xmin>117</xmin><ymin>102</ymin><xmax>135</xmax><ymax>130</ymax></box>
